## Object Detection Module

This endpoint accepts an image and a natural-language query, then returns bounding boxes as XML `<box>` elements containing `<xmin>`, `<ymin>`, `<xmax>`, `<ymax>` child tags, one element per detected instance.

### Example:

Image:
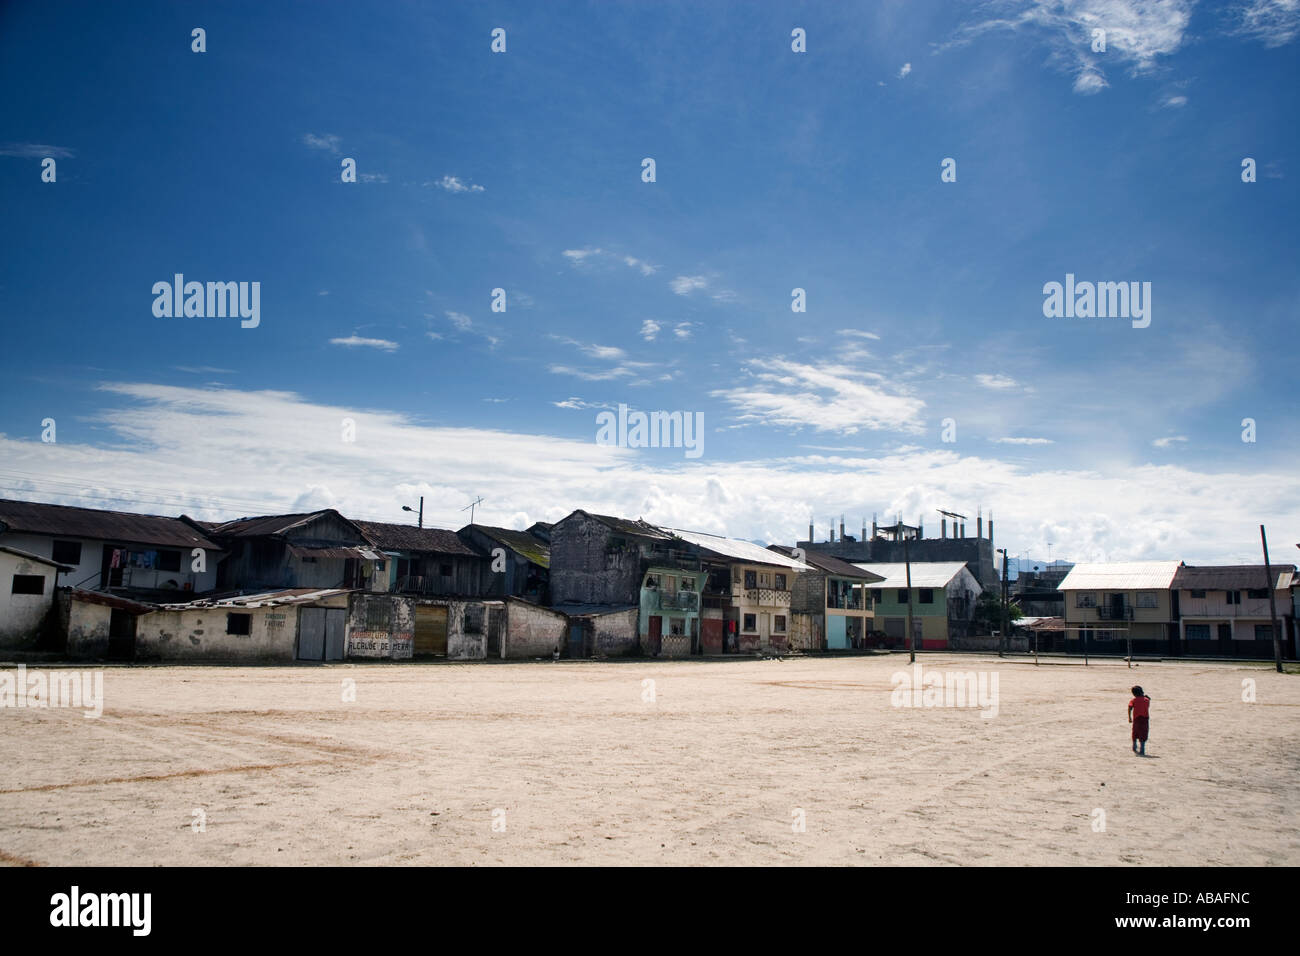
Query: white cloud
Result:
<box><xmin>623</xmin><ymin>256</ymin><xmax>658</xmax><ymax>275</ymax></box>
<box><xmin>674</xmin><ymin>323</ymin><xmax>694</xmax><ymax>340</ymax></box>
<box><xmin>712</xmin><ymin>359</ymin><xmax>927</xmax><ymax>434</ymax></box>
<box><xmin>548</xmin><ymin>364</ymin><xmax>634</xmax><ymax>381</ymax></box>
<box><xmin>950</xmin><ymin>1</ymin><xmax>1194</xmax><ymax>94</ymax></box>
<box><xmin>1160</xmin><ymin>93</ymin><xmax>1188</xmax><ymax>108</ymax></box>
<box><xmin>976</xmin><ymin>373</ymin><xmax>1019</xmax><ymax>390</ymax></box>
<box><xmin>898</xmin><ymin>62</ymin><xmax>912</xmax><ymax>78</ymax></box>
<box><xmin>671</xmin><ymin>275</ymin><xmax>709</xmax><ymax>296</ymax></box>
<box><xmin>563</xmin><ymin>247</ymin><xmax>604</xmax><ymax>262</ymax></box>
<box><xmin>1233</xmin><ymin>0</ymin><xmax>1300</xmax><ymax>47</ymax></box>
<box><xmin>837</xmin><ymin>329</ymin><xmax>881</xmax><ymax>340</ymax></box>
<box><xmin>640</xmin><ymin>320</ymin><xmax>661</xmax><ymax>341</ymax></box>
<box><xmin>436</xmin><ymin>175</ymin><xmax>485</xmax><ymax>193</ymax></box>
<box><xmin>1152</xmin><ymin>435</ymin><xmax>1189</xmax><ymax>448</ymax></box>
<box><xmin>445</xmin><ymin>311</ymin><xmax>473</xmax><ymax>331</ymax></box>
<box><xmin>993</xmin><ymin>436</ymin><xmax>1055</xmax><ymax>445</ymax></box>
<box><xmin>552</xmin><ymin>397</ymin><xmax>608</xmax><ymax>410</ymax></box>
<box><xmin>302</xmin><ymin>133</ymin><xmax>341</xmax><ymax>154</ymax></box>
<box><xmin>360</xmin><ymin>172</ymin><xmax>389</xmax><ymax>183</ymax></box>
<box><xmin>5</xmin><ymin>381</ymin><xmax>1294</xmax><ymax>563</ymax></box>
<box><xmin>329</xmin><ymin>335</ymin><xmax>398</xmax><ymax>351</ymax></box>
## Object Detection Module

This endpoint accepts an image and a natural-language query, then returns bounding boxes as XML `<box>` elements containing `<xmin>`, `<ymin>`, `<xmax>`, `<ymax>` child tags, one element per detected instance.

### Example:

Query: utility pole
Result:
<box><xmin>402</xmin><ymin>496</ymin><xmax>424</xmax><ymax>528</ymax></box>
<box><xmin>996</xmin><ymin>548</ymin><xmax>1008</xmax><ymax>657</ymax></box>
<box><xmin>1261</xmin><ymin>525</ymin><xmax>1283</xmax><ymax>674</ymax></box>
<box><xmin>904</xmin><ymin>536</ymin><xmax>916</xmax><ymax>664</ymax></box>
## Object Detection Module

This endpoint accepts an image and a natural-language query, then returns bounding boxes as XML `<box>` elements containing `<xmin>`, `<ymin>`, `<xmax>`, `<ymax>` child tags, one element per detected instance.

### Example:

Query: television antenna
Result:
<box><xmin>462</xmin><ymin>496</ymin><xmax>485</xmax><ymax>525</ymax></box>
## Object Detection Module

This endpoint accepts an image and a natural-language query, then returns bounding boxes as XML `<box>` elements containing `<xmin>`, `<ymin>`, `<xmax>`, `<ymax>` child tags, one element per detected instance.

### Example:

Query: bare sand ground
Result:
<box><xmin>1</xmin><ymin>654</ymin><xmax>1296</xmax><ymax>866</ymax></box>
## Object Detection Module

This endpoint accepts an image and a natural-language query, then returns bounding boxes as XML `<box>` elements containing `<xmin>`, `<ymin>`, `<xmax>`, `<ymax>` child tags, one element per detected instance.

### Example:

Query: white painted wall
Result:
<box><xmin>0</xmin><ymin>532</ymin><xmax>219</xmax><ymax>595</ymax></box>
<box><xmin>0</xmin><ymin>550</ymin><xmax>60</xmax><ymax>646</ymax></box>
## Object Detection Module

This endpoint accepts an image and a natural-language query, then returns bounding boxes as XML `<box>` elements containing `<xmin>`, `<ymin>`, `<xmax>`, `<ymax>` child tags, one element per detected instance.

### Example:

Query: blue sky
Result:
<box><xmin>1</xmin><ymin>0</ymin><xmax>1297</xmax><ymax>564</ymax></box>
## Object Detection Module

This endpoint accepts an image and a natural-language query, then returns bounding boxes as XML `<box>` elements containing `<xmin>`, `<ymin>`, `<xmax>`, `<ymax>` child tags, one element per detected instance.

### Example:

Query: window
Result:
<box><xmin>52</xmin><ymin>540</ymin><xmax>81</xmax><ymax>565</ymax></box>
<box><xmin>871</xmin><ymin>589</ymin><xmax>882</xmax><ymax>603</ymax></box>
<box><xmin>1076</xmin><ymin>592</ymin><xmax>1097</xmax><ymax>608</ymax></box>
<box><xmin>1136</xmin><ymin>591</ymin><xmax>1158</xmax><ymax>609</ymax></box>
<box><xmin>744</xmin><ymin>570</ymin><xmax>757</xmax><ymax>589</ymax></box>
<box><xmin>1185</xmin><ymin>624</ymin><xmax>1210</xmax><ymax>641</ymax></box>
<box><xmin>157</xmin><ymin>550</ymin><xmax>181</xmax><ymax>573</ymax></box>
<box><xmin>365</xmin><ymin>600</ymin><xmax>391</xmax><ymax>630</ymax></box>
<box><xmin>679</xmin><ymin>577</ymin><xmax>695</xmax><ymax>591</ymax></box>
<box><xmin>759</xmin><ymin>572</ymin><xmax>771</xmax><ymax>587</ymax></box>
<box><xmin>226</xmin><ymin>612</ymin><xmax>252</xmax><ymax>636</ymax></box>
<box><xmin>774</xmin><ymin>615</ymin><xmax>787</xmax><ymax>633</ymax></box>
<box><xmin>742</xmin><ymin>613</ymin><xmax>757</xmax><ymax>633</ymax></box>
<box><xmin>1254</xmin><ymin>625</ymin><xmax>1273</xmax><ymax>641</ymax></box>
<box><xmin>1225</xmin><ymin>590</ymin><xmax>1241</xmax><ymax>605</ymax></box>
<box><xmin>896</xmin><ymin>589</ymin><xmax>909</xmax><ymax>604</ymax></box>
<box><xmin>11</xmin><ymin>574</ymin><xmax>44</xmax><ymax>595</ymax></box>
<box><xmin>464</xmin><ymin>604</ymin><xmax>485</xmax><ymax>633</ymax></box>
<box><xmin>918</xmin><ymin>588</ymin><xmax>934</xmax><ymax>604</ymax></box>
<box><xmin>1095</xmin><ymin>629</ymin><xmax>1115</xmax><ymax>642</ymax></box>
<box><xmin>374</xmin><ymin>560</ymin><xmax>386</xmax><ymax>573</ymax></box>
<box><xmin>774</xmin><ymin>573</ymin><xmax>787</xmax><ymax>590</ymax></box>
<box><xmin>665</xmin><ymin>576</ymin><xmax>677</xmax><ymax>590</ymax></box>
<box><xmin>645</xmin><ymin>574</ymin><xmax>660</xmax><ymax>589</ymax></box>
<box><xmin>1189</xmin><ymin>589</ymin><xmax>1206</xmax><ymax>599</ymax></box>
<box><xmin>669</xmin><ymin>618</ymin><xmax>685</xmax><ymax>636</ymax></box>
<box><xmin>1246</xmin><ymin>588</ymin><xmax>1268</xmax><ymax>600</ymax></box>
<box><xmin>439</xmin><ymin>563</ymin><xmax>452</xmax><ymax>577</ymax></box>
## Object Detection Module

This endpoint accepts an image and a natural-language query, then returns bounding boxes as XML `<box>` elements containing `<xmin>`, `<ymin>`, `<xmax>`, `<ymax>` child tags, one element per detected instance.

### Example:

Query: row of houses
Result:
<box><xmin>0</xmin><ymin>496</ymin><xmax>1295</xmax><ymax>661</ymax></box>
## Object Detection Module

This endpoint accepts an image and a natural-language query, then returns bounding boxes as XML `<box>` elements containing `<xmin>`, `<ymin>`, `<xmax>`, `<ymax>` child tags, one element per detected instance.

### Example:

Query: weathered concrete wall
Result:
<box><xmin>346</xmin><ymin>593</ymin><xmax>414</xmax><ymax>659</ymax></box>
<box><xmin>135</xmin><ymin>606</ymin><xmax>300</xmax><ymax>661</ymax></box>
<box><xmin>589</xmin><ymin>608</ymin><xmax>638</xmax><ymax>657</ymax></box>
<box><xmin>790</xmin><ymin>570</ymin><xmax>825</xmax><ymax>615</ymax></box>
<box><xmin>0</xmin><ymin>550</ymin><xmax>61</xmax><ymax>648</ymax></box>
<box><xmin>440</xmin><ymin>600</ymin><xmax>485</xmax><ymax>660</ymax></box>
<box><xmin>550</xmin><ymin>512</ymin><xmax>644</xmax><ymax>606</ymax></box>
<box><xmin>503</xmin><ymin>599</ymin><xmax>567</xmax><ymax>659</ymax></box>
<box><xmin>788</xmin><ymin>611</ymin><xmax>821</xmax><ymax>651</ymax></box>
<box><xmin>66</xmin><ymin>601</ymin><xmax>112</xmax><ymax>658</ymax></box>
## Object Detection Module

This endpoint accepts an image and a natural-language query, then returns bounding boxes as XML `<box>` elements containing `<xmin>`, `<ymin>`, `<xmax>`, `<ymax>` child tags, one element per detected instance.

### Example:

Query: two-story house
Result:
<box><xmin>769</xmin><ymin>546</ymin><xmax>885</xmax><ymax>650</ymax></box>
<box><xmin>1056</xmin><ymin>561</ymin><xmax>1183</xmax><ymax>656</ymax></box>
<box><xmin>853</xmin><ymin>561</ymin><xmax>981</xmax><ymax>649</ymax></box>
<box><xmin>1172</xmin><ymin>564</ymin><xmax>1296</xmax><ymax>657</ymax></box>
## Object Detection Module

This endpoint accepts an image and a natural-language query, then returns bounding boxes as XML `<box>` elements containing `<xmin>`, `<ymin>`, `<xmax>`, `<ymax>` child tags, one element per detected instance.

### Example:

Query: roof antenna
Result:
<box><xmin>462</xmin><ymin>496</ymin><xmax>485</xmax><ymax>526</ymax></box>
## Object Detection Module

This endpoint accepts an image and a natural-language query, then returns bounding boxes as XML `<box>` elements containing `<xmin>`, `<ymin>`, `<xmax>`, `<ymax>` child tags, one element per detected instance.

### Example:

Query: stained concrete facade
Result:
<box><xmin>0</xmin><ymin>547</ymin><xmax>66</xmax><ymax>648</ymax></box>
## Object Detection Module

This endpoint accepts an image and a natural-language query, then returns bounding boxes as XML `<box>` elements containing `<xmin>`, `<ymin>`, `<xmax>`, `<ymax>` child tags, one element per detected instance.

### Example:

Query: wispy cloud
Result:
<box><xmin>948</xmin><ymin>1</ymin><xmax>1194</xmax><ymax>95</ymax></box>
<box><xmin>1160</xmin><ymin>93</ymin><xmax>1189</xmax><ymax>108</ymax></box>
<box><xmin>552</xmin><ymin>397</ymin><xmax>609</xmax><ymax>410</ymax></box>
<box><xmin>640</xmin><ymin>319</ymin><xmax>661</xmax><ymax>341</ymax></box>
<box><xmin>712</xmin><ymin>359</ymin><xmax>926</xmax><ymax>434</ymax></box>
<box><xmin>993</xmin><ymin>436</ymin><xmax>1055</xmax><ymax>445</ymax></box>
<box><xmin>670</xmin><ymin>275</ymin><xmax>709</xmax><ymax>296</ymax></box>
<box><xmin>673</xmin><ymin>323</ymin><xmax>694</xmax><ymax>340</ymax></box>
<box><xmin>897</xmin><ymin>62</ymin><xmax>912</xmax><ymax>78</ymax></box>
<box><xmin>976</xmin><ymin>373</ymin><xmax>1020</xmax><ymax>390</ymax></box>
<box><xmin>1232</xmin><ymin>0</ymin><xmax>1300</xmax><ymax>47</ymax></box>
<box><xmin>436</xmin><ymin>175</ymin><xmax>485</xmax><ymax>193</ymax></box>
<box><xmin>623</xmin><ymin>255</ymin><xmax>658</xmax><ymax>275</ymax></box>
<box><xmin>1152</xmin><ymin>435</ymin><xmax>1189</xmax><ymax>448</ymax></box>
<box><xmin>302</xmin><ymin>133</ymin><xmax>341</xmax><ymax>154</ymax></box>
<box><xmin>330</xmin><ymin>335</ymin><xmax>399</xmax><ymax>351</ymax></box>
<box><xmin>548</xmin><ymin>364</ymin><xmax>634</xmax><ymax>381</ymax></box>
<box><xmin>0</xmin><ymin>143</ymin><xmax>75</xmax><ymax>158</ymax></box>
<box><xmin>563</xmin><ymin>247</ymin><xmax>603</xmax><ymax>262</ymax></box>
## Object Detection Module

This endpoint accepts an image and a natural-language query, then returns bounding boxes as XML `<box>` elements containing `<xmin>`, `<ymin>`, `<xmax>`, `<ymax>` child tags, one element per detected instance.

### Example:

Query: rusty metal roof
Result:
<box><xmin>463</xmin><ymin>525</ymin><xmax>550</xmax><ymax>568</ymax></box>
<box><xmin>205</xmin><ymin>511</ymin><xmax>340</xmax><ymax>537</ymax></box>
<box><xmin>0</xmin><ymin>498</ymin><xmax>220</xmax><ymax>551</ymax></box>
<box><xmin>769</xmin><ymin>545</ymin><xmax>883</xmax><ymax>580</ymax></box>
<box><xmin>662</xmin><ymin>528</ymin><xmax>812</xmax><ymax>570</ymax></box>
<box><xmin>286</xmin><ymin>543</ymin><xmax>385</xmax><ymax>560</ymax></box>
<box><xmin>1173</xmin><ymin>564</ymin><xmax>1295</xmax><ymax>591</ymax></box>
<box><xmin>352</xmin><ymin>520</ymin><xmax>483</xmax><ymax>557</ymax></box>
<box><xmin>155</xmin><ymin>587</ymin><xmax>353</xmax><ymax>610</ymax></box>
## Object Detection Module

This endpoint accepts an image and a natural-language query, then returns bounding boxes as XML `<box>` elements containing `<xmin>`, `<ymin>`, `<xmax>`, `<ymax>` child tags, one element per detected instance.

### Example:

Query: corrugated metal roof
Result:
<box><xmin>286</xmin><ymin>544</ymin><xmax>384</xmax><ymax>560</ymax></box>
<box><xmin>352</xmin><ymin>520</ymin><xmax>482</xmax><ymax>557</ymax></box>
<box><xmin>464</xmin><ymin>525</ymin><xmax>550</xmax><ymax>568</ymax></box>
<box><xmin>67</xmin><ymin>588</ymin><xmax>156</xmax><ymax>613</ymax></box>
<box><xmin>1173</xmin><ymin>564</ymin><xmax>1295</xmax><ymax>591</ymax></box>
<box><xmin>0</xmin><ymin>498</ymin><xmax>221</xmax><ymax>551</ymax></box>
<box><xmin>206</xmin><ymin>511</ymin><xmax>333</xmax><ymax>537</ymax></box>
<box><xmin>156</xmin><ymin>588</ymin><xmax>353</xmax><ymax>610</ymax></box>
<box><xmin>852</xmin><ymin>562</ymin><xmax>975</xmax><ymax>589</ymax></box>
<box><xmin>769</xmin><ymin>545</ymin><xmax>883</xmax><ymax>580</ymax></box>
<box><xmin>661</xmin><ymin>528</ymin><xmax>812</xmax><ymax>570</ymax></box>
<box><xmin>1057</xmin><ymin>561</ymin><xmax>1182</xmax><ymax>591</ymax></box>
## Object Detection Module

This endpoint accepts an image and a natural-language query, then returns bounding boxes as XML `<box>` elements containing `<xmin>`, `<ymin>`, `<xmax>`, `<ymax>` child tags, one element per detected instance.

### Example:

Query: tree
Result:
<box><xmin>972</xmin><ymin>589</ymin><xmax>1022</xmax><ymax>635</ymax></box>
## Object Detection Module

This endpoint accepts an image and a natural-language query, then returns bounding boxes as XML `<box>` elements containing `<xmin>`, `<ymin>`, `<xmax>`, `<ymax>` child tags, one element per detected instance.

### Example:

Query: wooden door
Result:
<box><xmin>414</xmin><ymin>605</ymin><xmax>449</xmax><ymax>656</ymax></box>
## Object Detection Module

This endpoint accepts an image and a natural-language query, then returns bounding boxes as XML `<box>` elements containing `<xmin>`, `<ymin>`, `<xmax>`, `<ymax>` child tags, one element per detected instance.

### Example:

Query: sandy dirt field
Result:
<box><xmin>1</xmin><ymin>654</ymin><xmax>1296</xmax><ymax>866</ymax></box>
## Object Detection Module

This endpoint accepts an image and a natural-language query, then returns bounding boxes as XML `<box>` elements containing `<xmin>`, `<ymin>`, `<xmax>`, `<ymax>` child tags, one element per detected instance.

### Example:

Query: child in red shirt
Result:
<box><xmin>1128</xmin><ymin>685</ymin><xmax>1151</xmax><ymax>756</ymax></box>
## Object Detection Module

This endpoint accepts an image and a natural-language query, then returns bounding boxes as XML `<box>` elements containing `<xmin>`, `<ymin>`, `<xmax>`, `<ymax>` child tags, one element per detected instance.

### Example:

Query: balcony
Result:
<box><xmin>741</xmin><ymin>587</ymin><xmax>791</xmax><ymax>607</ymax></box>
<box><xmin>655</xmin><ymin>590</ymin><xmax>699</xmax><ymax>612</ymax></box>
<box><xmin>1096</xmin><ymin>604</ymin><xmax>1134</xmax><ymax>621</ymax></box>
<box><xmin>827</xmin><ymin>594</ymin><xmax>864</xmax><ymax>610</ymax></box>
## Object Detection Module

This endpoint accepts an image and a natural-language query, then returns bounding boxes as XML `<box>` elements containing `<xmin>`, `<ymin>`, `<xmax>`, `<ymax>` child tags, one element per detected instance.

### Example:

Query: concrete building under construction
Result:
<box><xmin>797</xmin><ymin>508</ymin><xmax>999</xmax><ymax>590</ymax></box>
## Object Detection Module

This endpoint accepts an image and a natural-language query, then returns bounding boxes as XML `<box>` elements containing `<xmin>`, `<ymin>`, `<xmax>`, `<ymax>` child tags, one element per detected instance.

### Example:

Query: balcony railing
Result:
<box><xmin>655</xmin><ymin>590</ymin><xmax>699</xmax><ymax>612</ymax></box>
<box><xmin>827</xmin><ymin>594</ymin><xmax>863</xmax><ymax>610</ymax></box>
<box><xmin>742</xmin><ymin>587</ymin><xmax>791</xmax><ymax>606</ymax></box>
<box><xmin>1096</xmin><ymin>604</ymin><xmax>1134</xmax><ymax>621</ymax></box>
